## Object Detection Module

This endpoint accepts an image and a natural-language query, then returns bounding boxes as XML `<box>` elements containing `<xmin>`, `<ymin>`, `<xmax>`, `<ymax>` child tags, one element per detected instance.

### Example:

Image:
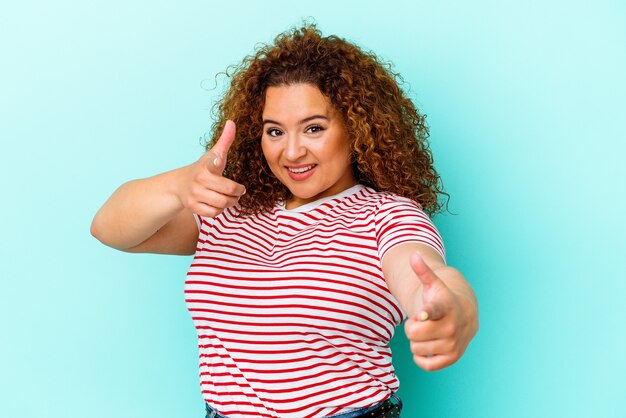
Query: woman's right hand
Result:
<box><xmin>178</xmin><ymin>120</ymin><xmax>247</xmax><ymax>218</ymax></box>
<box><xmin>91</xmin><ymin>120</ymin><xmax>247</xmax><ymax>253</ymax></box>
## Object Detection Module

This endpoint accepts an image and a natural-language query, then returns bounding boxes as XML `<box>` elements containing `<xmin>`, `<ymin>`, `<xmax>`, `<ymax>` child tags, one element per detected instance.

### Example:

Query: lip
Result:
<box><xmin>285</xmin><ymin>164</ymin><xmax>317</xmax><ymax>181</ymax></box>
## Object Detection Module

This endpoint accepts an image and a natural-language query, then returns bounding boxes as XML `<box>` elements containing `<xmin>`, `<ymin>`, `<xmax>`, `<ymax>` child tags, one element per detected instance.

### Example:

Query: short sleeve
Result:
<box><xmin>375</xmin><ymin>195</ymin><xmax>446</xmax><ymax>263</ymax></box>
<box><xmin>193</xmin><ymin>213</ymin><xmax>202</xmax><ymax>230</ymax></box>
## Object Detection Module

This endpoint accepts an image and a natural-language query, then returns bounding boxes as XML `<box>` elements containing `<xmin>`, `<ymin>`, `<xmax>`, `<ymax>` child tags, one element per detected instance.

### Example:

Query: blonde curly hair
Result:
<box><xmin>205</xmin><ymin>23</ymin><xmax>447</xmax><ymax>216</ymax></box>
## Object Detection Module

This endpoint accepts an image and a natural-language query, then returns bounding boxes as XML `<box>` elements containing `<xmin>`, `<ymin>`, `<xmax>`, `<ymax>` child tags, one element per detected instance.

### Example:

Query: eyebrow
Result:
<box><xmin>262</xmin><ymin>114</ymin><xmax>329</xmax><ymax>125</ymax></box>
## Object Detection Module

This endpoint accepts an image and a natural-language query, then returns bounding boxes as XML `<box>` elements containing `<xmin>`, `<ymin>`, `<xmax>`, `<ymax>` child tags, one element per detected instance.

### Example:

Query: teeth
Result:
<box><xmin>289</xmin><ymin>165</ymin><xmax>315</xmax><ymax>174</ymax></box>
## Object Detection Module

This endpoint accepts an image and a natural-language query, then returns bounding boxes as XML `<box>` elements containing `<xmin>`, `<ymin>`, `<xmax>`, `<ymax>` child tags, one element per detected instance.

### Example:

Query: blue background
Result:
<box><xmin>1</xmin><ymin>1</ymin><xmax>625</xmax><ymax>417</ymax></box>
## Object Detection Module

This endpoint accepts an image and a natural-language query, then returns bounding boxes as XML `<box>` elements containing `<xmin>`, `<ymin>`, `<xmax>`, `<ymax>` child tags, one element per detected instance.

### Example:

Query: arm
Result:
<box><xmin>382</xmin><ymin>242</ymin><xmax>479</xmax><ymax>371</ymax></box>
<box><xmin>90</xmin><ymin>169</ymin><xmax>200</xmax><ymax>254</ymax></box>
<box><xmin>90</xmin><ymin>120</ymin><xmax>246</xmax><ymax>255</ymax></box>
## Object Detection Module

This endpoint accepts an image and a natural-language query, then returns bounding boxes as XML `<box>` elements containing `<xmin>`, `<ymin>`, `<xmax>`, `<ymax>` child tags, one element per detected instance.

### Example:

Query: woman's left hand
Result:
<box><xmin>403</xmin><ymin>253</ymin><xmax>478</xmax><ymax>371</ymax></box>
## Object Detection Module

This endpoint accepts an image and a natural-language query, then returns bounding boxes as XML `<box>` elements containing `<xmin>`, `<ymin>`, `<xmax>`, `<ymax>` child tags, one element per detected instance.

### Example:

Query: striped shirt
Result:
<box><xmin>185</xmin><ymin>184</ymin><xmax>445</xmax><ymax>418</ymax></box>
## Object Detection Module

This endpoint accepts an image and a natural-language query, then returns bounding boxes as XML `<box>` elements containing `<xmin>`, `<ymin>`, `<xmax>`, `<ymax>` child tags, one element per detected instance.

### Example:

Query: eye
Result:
<box><xmin>306</xmin><ymin>125</ymin><xmax>324</xmax><ymax>134</ymax></box>
<box><xmin>266</xmin><ymin>128</ymin><xmax>283</xmax><ymax>137</ymax></box>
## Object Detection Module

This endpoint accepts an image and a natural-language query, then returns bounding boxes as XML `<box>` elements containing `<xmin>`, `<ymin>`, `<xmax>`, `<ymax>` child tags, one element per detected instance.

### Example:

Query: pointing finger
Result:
<box><xmin>420</xmin><ymin>300</ymin><xmax>448</xmax><ymax>322</ymax></box>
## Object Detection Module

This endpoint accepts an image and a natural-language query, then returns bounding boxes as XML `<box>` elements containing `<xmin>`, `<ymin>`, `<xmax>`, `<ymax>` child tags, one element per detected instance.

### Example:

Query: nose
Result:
<box><xmin>284</xmin><ymin>134</ymin><xmax>306</xmax><ymax>161</ymax></box>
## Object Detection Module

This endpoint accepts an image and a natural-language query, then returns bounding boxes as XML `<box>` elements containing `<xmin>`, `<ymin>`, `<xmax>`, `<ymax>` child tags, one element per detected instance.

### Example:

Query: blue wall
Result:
<box><xmin>1</xmin><ymin>1</ymin><xmax>624</xmax><ymax>417</ymax></box>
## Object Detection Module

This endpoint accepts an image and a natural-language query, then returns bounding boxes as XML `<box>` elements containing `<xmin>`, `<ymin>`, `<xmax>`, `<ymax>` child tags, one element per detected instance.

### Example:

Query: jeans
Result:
<box><xmin>205</xmin><ymin>393</ymin><xmax>403</xmax><ymax>418</ymax></box>
<box><xmin>325</xmin><ymin>393</ymin><xmax>402</xmax><ymax>417</ymax></box>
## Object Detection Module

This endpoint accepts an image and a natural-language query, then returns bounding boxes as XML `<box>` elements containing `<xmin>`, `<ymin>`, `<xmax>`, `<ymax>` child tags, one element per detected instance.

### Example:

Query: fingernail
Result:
<box><xmin>242</xmin><ymin>188</ymin><xmax>246</xmax><ymax>195</ymax></box>
<box><xmin>420</xmin><ymin>311</ymin><xmax>429</xmax><ymax>321</ymax></box>
<box><xmin>212</xmin><ymin>152</ymin><xmax>222</xmax><ymax>167</ymax></box>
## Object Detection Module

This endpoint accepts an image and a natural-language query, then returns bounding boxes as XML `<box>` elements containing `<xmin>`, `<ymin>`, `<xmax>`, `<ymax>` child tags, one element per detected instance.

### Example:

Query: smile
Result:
<box><xmin>287</xmin><ymin>164</ymin><xmax>316</xmax><ymax>173</ymax></box>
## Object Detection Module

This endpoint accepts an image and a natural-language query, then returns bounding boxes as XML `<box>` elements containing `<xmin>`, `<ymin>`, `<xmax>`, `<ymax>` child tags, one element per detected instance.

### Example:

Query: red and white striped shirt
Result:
<box><xmin>185</xmin><ymin>184</ymin><xmax>445</xmax><ymax>418</ymax></box>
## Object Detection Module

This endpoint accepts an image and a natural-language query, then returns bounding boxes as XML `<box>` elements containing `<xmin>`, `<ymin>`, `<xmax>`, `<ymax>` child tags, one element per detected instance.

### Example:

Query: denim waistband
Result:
<box><xmin>205</xmin><ymin>393</ymin><xmax>402</xmax><ymax>418</ymax></box>
<box><xmin>205</xmin><ymin>402</ymin><xmax>227</xmax><ymax>418</ymax></box>
<box><xmin>325</xmin><ymin>393</ymin><xmax>402</xmax><ymax>418</ymax></box>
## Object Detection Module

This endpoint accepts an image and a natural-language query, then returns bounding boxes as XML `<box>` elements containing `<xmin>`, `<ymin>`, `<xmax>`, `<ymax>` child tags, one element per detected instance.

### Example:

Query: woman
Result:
<box><xmin>91</xmin><ymin>24</ymin><xmax>478</xmax><ymax>418</ymax></box>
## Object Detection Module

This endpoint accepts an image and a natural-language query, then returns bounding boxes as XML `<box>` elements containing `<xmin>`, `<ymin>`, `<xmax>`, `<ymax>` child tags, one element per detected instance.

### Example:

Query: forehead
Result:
<box><xmin>262</xmin><ymin>83</ymin><xmax>332</xmax><ymax>118</ymax></box>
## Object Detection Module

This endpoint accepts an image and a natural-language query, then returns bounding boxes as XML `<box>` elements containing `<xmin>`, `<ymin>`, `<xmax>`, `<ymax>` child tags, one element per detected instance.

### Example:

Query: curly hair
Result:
<box><xmin>205</xmin><ymin>23</ymin><xmax>448</xmax><ymax>216</ymax></box>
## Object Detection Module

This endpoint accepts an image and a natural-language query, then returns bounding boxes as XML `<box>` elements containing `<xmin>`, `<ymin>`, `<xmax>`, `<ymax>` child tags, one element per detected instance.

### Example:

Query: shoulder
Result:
<box><xmin>343</xmin><ymin>187</ymin><xmax>428</xmax><ymax>224</ymax></box>
<box><xmin>355</xmin><ymin>188</ymin><xmax>425</xmax><ymax>216</ymax></box>
<box><xmin>348</xmin><ymin>186</ymin><xmax>416</xmax><ymax>206</ymax></box>
<box><xmin>367</xmin><ymin>188</ymin><xmax>445</xmax><ymax>260</ymax></box>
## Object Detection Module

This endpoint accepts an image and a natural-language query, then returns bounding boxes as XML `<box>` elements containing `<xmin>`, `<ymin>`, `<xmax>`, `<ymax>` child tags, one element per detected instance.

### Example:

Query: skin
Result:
<box><xmin>90</xmin><ymin>121</ymin><xmax>244</xmax><ymax>254</ymax></box>
<box><xmin>383</xmin><ymin>243</ymin><xmax>478</xmax><ymax>371</ymax></box>
<box><xmin>91</xmin><ymin>84</ymin><xmax>478</xmax><ymax>371</ymax></box>
<box><xmin>261</xmin><ymin>84</ymin><xmax>357</xmax><ymax>209</ymax></box>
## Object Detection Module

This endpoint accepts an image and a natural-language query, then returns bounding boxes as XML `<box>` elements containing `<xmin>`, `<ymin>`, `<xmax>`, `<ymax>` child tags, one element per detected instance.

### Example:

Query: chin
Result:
<box><xmin>287</xmin><ymin>185</ymin><xmax>323</xmax><ymax>200</ymax></box>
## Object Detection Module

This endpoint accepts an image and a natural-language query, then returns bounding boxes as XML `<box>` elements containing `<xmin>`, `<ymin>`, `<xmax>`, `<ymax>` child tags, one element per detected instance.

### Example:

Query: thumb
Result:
<box><xmin>409</xmin><ymin>252</ymin><xmax>439</xmax><ymax>288</ymax></box>
<box><xmin>207</xmin><ymin>120</ymin><xmax>236</xmax><ymax>173</ymax></box>
<box><xmin>410</xmin><ymin>252</ymin><xmax>447</xmax><ymax>321</ymax></box>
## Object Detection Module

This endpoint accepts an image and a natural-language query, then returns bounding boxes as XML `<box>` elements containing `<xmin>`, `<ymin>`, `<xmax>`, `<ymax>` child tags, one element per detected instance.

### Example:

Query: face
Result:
<box><xmin>261</xmin><ymin>83</ymin><xmax>356</xmax><ymax>209</ymax></box>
